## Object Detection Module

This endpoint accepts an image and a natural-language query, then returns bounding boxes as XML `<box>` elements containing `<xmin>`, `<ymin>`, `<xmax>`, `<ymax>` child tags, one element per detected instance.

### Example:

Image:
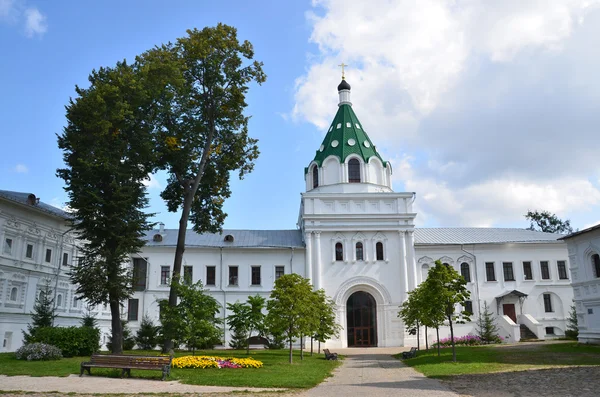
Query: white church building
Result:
<box><xmin>1</xmin><ymin>79</ymin><xmax>573</xmax><ymax>352</ymax></box>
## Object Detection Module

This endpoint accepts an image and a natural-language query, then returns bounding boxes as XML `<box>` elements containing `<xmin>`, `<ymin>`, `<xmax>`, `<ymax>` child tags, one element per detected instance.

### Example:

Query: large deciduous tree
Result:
<box><xmin>137</xmin><ymin>24</ymin><xmax>265</xmax><ymax>352</ymax></box>
<box><xmin>57</xmin><ymin>62</ymin><xmax>156</xmax><ymax>353</ymax></box>
<box><xmin>525</xmin><ymin>210</ymin><xmax>574</xmax><ymax>234</ymax></box>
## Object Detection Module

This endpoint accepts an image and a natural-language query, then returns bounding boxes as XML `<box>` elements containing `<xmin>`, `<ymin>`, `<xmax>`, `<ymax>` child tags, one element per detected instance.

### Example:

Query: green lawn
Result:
<box><xmin>396</xmin><ymin>342</ymin><xmax>600</xmax><ymax>378</ymax></box>
<box><xmin>0</xmin><ymin>349</ymin><xmax>340</xmax><ymax>389</ymax></box>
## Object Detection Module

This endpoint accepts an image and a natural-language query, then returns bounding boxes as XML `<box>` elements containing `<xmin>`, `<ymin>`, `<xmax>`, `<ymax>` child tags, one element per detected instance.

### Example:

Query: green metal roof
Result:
<box><xmin>307</xmin><ymin>103</ymin><xmax>387</xmax><ymax>173</ymax></box>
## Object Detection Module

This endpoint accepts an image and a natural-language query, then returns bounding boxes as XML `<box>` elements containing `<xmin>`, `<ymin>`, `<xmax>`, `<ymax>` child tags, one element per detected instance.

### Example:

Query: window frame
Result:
<box><xmin>355</xmin><ymin>242</ymin><xmax>364</xmax><ymax>261</ymax></box>
<box><xmin>592</xmin><ymin>254</ymin><xmax>600</xmax><ymax>278</ymax></box>
<box><xmin>523</xmin><ymin>261</ymin><xmax>533</xmax><ymax>280</ymax></box>
<box><xmin>3</xmin><ymin>237</ymin><xmax>13</xmax><ymax>255</ymax></box>
<box><xmin>335</xmin><ymin>242</ymin><xmax>344</xmax><ymax>261</ymax></box>
<box><xmin>45</xmin><ymin>249</ymin><xmax>52</xmax><ymax>263</ymax></box>
<box><xmin>9</xmin><ymin>287</ymin><xmax>18</xmax><ymax>302</ymax></box>
<box><xmin>56</xmin><ymin>294</ymin><xmax>63</xmax><ymax>308</ymax></box>
<box><xmin>503</xmin><ymin>262</ymin><xmax>515</xmax><ymax>281</ymax></box>
<box><xmin>464</xmin><ymin>300</ymin><xmax>473</xmax><ymax>315</ymax></box>
<box><xmin>183</xmin><ymin>265</ymin><xmax>193</xmax><ymax>285</ymax></box>
<box><xmin>557</xmin><ymin>260</ymin><xmax>568</xmax><ymax>280</ymax></box>
<box><xmin>312</xmin><ymin>165</ymin><xmax>319</xmax><ymax>188</ymax></box>
<box><xmin>228</xmin><ymin>266</ymin><xmax>239</xmax><ymax>286</ymax></box>
<box><xmin>485</xmin><ymin>262</ymin><xmax>496</xmax><ymax>282</ymax></box>
<box><xmin>460</xmin><ymin>262</ymin><xmax>471</xmax><ymax>282</ymax></box>
<box><xmin>206</xmin><ymin>266</ymin><xmax>216</xmax><ymax>286</ymax></box>
<box><xmin>25</xmin><ymin>243</ymin><xmax>34</xmax><ymax>259</ymax></box>
<box><xmin>128</xmin><ymin>298</ymin><xmax>139</xmax><ymax>321</ymax></box>
<box><xmin>348</xmin><ymin>158</ymin><xmax>361</xmax><ymax>183</ymax></box>
<box><xmin>160</xmin><ymin>266</ymin><xmax>170</xmax><ymax>285</ymax></box>
<box><xmin>545</xmin><ymin>326</ymin><xmax>555</xmax><ymax>335</ymax></box>
<box><xmin>251</xmin><ymin>266</ymin><xmax>261</xmax><ymax>286</ymax></box>
<box><xmin>132</xmin><ymin>257</ymin><xmax>148</xmax><ymax>291</ymax></box>
<box><xmin>275</xmin><ymin>265</ymin><xmax>285</xmax><ymax>280</ymax></box>
<box><xmin>540</xmin><ymin>261</ymin><xmax>550</xmax><ymax>280</ymax></box>
<box><xmin>62</xmin><ymin>252</ymin><xmax>69</xmax><ymax>267</ymax></box>
<box><xmin>543</xmin><ymin>293</ymin><xmax>553</xmax><ymax>313</ymax></box>
<box><xmin>375</xmin><ymin>242</ymin><xmax>384</xmax><ymax>261</ymax></box>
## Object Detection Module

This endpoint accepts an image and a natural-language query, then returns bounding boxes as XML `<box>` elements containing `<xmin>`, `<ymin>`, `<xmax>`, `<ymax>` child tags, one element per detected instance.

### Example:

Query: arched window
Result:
<box><xmin>421</xmin><ymin>264</ymin><xmax>430</xmax><ymax>281</ymax></box>
<box><xmin>376</xmin><ymin>242</ymin><xmax>384</xmax><ymax>261</ymax></box>
<box><xmin>73</xmin><ymin>297</ymin><xmax>78</xmax><ymax>308</ymax></box>
<box><xmin>56</xmin><ymin>294</ymin><xmax>62</xmax><ymax>307</ymax></box>
<box><xmin>355</xmin><ymin>242</ymin><xmax>364</xmax><ymax>261</ymax></box>
<box><xmin>593</xmin><ymin>254</ymin><xmax>600</xmax><ymax>278</ymax></box>
<box><xmin>312</xmin><ymin>165</ymin><xmax>319</xmax><ymax>188</ymax></box>
<box><xmin>10</xmin><ymin>287</ymin><xmax>18</xmax><ymax>301</ymax></box>
<box><xmin>461</xmin><ymin>262</ymin><xmax>471</xmax><ymax>282</ymax></box>
<box><xmin>335</xmin><ymin>242</ymin><xmax>344</xmax><ymax>261</ymax></box>
<box><xmin>348</xmin><ymin>158</ymin><xmax>361</xmax><ymax>183</ymax></box>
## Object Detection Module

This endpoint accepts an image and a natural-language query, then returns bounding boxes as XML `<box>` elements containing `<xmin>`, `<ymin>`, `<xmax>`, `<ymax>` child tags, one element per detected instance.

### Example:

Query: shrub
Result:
<box><xmin>136</xmin><ymin>315</ymin><xmax>160</xmax><ymax>350</ymax></box>
<box><xmin>15</xmin><ymin>343</ymin><xmax>62</xmax><ymax>361</ymax></box>
<box><xmin>32</xmin><ymin>326</ymin><xmax>100</xmax><ymax>357</ymax></box>
<box><xmin>432</xmin><ymin>334</ymin><xmax>503</xmax><ymax>348</ymax></box>
<box><xmin>106</xmin><ymin>320</ymin><xmax>136</xmax><ymax>351</ymax></box>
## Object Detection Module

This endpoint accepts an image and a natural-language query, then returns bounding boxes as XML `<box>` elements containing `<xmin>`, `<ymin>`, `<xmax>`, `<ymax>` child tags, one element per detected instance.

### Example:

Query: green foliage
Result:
<box><xmin>312</xmin><ymin>289</ymin><xmax>340</xmax><ymax>346</ymax></box>
<box><xmin>15</xmin><ymin>343</ymin><xmax>62</xmax><ymax>361</ymax></box>
<box><xmin>525</xmin><ymin>210</ymin><xmax>574</xmax><ymax>234</ymax></box>
<box><xmin>266</xmin><ymin>331</ymin><xmax>286</xmax><ymax>350</ymax></box>
<box><xmin>31</xmin><ymin>326</ymin><xmax>100</xmax><ymax>357</ymax></box>
<box><xmin>266</xmin><ymin>274</ymin><xmax>314</xmax><ymax>363</ymax></box>
<box><xmin>106</xmin><ymin>320</ymin><xmax>136</xmax><ymax>351</ymax></box>
<box><xmin>229</xmin><ymin>327</ymin><xmax>249</xmax><ymax>350</ymax></box>
<box><xmin>80</xmin><ymin>305</ymin><xmax>99</xmax><ymax>329</ymax></box>
<box><xmin>226</xmin><ymin>295</ymin><xmax>266</xmax><ymax>354</ymax></box>
<box><xmin>23</xmin><ymin>279</ymin><xmax>56</xmax><ymax>344</ymax></box>
<box><xmin>476</xmin><ymin>301</ymin><xmax>501</xmax><ymax>344</ymax></box>
<box><xmin>566</xmin><ymin>303</ymin><xmax>579</xmax><ymax>340</ymax></box>
<box><xmin>136</xmin><ymin>315</ymin><xmax>160</xmax><ymax>350</ymax></box>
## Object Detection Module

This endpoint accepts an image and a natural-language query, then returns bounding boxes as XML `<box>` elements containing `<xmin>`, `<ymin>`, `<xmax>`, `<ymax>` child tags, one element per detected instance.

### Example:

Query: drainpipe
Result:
<box><xmin>290</xmin><ymin>247</ymin><xmax>294</xmax><ymax>274</ymax></box>
<box><xmin>53</xmin><ymin>226</ymin><xmax>75</xmax><ymax>326</ymax></box>
<box><xmin>219</xmin><ymin>247</ymin><xmax>226</xmax><ymax>345</ymax></box>
<box><xmin>461</xmin><ymin>244</ymin><xmax>481</xmax><ymax>314</ymax></box>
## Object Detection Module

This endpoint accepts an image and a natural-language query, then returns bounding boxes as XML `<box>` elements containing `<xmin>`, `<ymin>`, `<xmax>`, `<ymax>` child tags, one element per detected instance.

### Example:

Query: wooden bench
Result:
<box><xmin>324</xmin><ymin>348</ymin><xmax>338</xmax><ymax>360</ymax></box>
<box><xmin>80</xmin><ymin>354</ymin><xmax>172</xmax><ymax>380</ymax></box>
<box><xmin>401</xmin><ymin>347</ymin><xmax>418</xmax><ymax>359</ymax></box>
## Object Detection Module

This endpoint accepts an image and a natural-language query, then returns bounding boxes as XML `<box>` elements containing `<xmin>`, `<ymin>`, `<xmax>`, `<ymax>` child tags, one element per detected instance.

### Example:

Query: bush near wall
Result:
<box><xmin>15</xmin><ymin>343</ymin><xmax>63</xmax><ymax>361</ymax></box>
<box><xmin>432</xmin><ymin>334</ymin><xmax>503</xmax><ymax>348</ymax></box>
<box><xmin>31</xmin><ymin>326</ymin><xmax>100</xmax><ymax>357</ymax></box>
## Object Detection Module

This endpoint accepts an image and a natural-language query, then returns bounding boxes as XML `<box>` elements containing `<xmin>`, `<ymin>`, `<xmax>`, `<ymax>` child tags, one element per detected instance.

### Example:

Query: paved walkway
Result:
<box><xmin>301</xmin><ymin>348</ymin><xmax>457</xmax><ymax>397</ymax></box>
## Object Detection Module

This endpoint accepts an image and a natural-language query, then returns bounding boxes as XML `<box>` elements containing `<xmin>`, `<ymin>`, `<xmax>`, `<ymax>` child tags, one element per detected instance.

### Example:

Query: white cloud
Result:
<box><xmin>295</xmin><ymin>0</ymin><xmax>600</xmax><ymax>228</ymax></box>
<box><xmin>24</xmin><ymin>7</ymin><xmax>46</xmax><ymax>37</ymax></box>
<box><xmin>143</xmin><ymin>173</ymin><xmax>162</xmax><ymax>190</ymax></box>
<box><xmin>13</xmin><ymin>163</ymin><xmax>28</xmax><ymax>173</ymax></box>
<box><xmin>0</xmin><ymin>0</ymin><xmax>15</xmax><ymax>18</ymax></box>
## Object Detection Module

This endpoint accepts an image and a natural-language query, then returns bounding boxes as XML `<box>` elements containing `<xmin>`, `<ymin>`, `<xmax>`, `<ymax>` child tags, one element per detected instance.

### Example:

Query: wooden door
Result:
<box><xmin>503</xmin><ymin>304</ymin><xmax>517</xmax><ymax>323</ymax></box>
<box><xmin>354</xmin><ymin>327</ymin><xmax>371</xmax><ymax>346</ymax></box>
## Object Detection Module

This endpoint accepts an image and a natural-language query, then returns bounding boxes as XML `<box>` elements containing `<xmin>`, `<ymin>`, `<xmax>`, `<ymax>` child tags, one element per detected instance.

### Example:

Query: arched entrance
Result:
<box><xmin>346</xmin><ymin>291</ymin><xmax>377</xmax><ymax>347</ymax></box>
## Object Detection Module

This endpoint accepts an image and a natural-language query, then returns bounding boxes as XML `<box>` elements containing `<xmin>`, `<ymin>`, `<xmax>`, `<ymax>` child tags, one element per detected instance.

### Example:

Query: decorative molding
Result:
<box><xmin>438</xmin><ymin>256</ymin><xmax>454</xmax><ymax>266</ymax></box>
<box><xmin>457</xmin><ymin>255</ymin><xmax>473</xmax><ymax>265</ymax></box>
<box><xmin>6</xmin><ymin>216</ymin><xmax>20</xmax><ymax>229</ymax></box>
<box><xmin>333</xmin><ymin>276</ymin><xmax>393</xmax><ymax>306</ymax></box>
<box><xmin>27</xmin><ymin>222</ymin><xmax>41</xmax><ymax>235</ymax></box>
<box><xmin>11</xmin><ymin>272</ymin><xmax>26</xmax><ymax>281</ymax></box>
<box><xmin>47</xmin><ymin>229</ymin><xmax>59</xmax><ymax>240</ymax></box>
<box><xmin>417</xmin><ymin>256</ymin><xmax>434</xmax><ymax>265</ymax></box>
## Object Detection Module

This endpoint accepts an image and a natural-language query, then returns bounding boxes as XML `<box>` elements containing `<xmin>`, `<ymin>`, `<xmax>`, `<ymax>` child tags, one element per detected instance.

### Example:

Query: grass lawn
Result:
<box><xmin>0</xmin><ymin>349</ymin><xmax>340</xmax><ymax>389</ymax></box>
<box><xmin>396</xmin><ymin>342</ymin><xmax>600</xmax><ymax>378</ymax></box>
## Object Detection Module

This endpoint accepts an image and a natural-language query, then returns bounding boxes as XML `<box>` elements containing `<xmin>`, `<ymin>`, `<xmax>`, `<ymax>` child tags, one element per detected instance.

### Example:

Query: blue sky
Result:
<box><xmin>2</xmin><ymin>0</ymin><xmax>600</xmax><ymax>232</ymax></box>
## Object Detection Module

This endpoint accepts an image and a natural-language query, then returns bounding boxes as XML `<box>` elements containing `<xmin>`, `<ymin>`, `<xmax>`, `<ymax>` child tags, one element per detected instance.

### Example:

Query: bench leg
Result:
<box><xmin>80</xmin><ymin>365</ymin><xmax>84</xmax><ymax>377</ymax></box>
<box><xmin>120</xmin><ymin>369</ymin><xmax>127</xmax><ymax>378</ymax></box>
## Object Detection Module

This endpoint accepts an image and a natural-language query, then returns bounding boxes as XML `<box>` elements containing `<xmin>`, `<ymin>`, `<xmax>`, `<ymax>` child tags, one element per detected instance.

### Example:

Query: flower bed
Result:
<box><xmin>432</xmin><ymin>334</ymin><xmax>503</xmax><ymax>347</ymax></box>
<box><xmin>172</xmin><ymin>355</ymin><xmax>263</xmax><ymax>369</ymax></box>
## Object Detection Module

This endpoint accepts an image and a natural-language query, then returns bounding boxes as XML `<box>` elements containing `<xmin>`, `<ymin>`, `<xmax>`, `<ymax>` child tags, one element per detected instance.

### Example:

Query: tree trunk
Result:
<box><xmin>318</xmin><ymin>340</ymin><xmax>321</xmax><ymax>355</ymax></box>
<box><xmin>310</xmin><ymin>337</ymin><xmax>313</xmax><ymax>356</ymax></box>
<box><xmin>163</xmin><ymin>192</ymin><xmax>193</xmax><ymax>352</ymax></box>
<box><xmin>436</xmin><ymin>327</ymin><xmax>440</xmax><ymax>357</ymax></box>
<box><xmin>247</xmin><ymin>330</ymin><xmax>251</xmax><ymax>356</ymax></box>
<box><xmin>449</xmin><ymin>317</ymin><xmax>456</xmax><ymax>362</ymax></box>
<box><xmin>109</xmin><ymin>297</ymin><xmax>123</xmax><ymax>354</ymax></box>
<box><xmin>416</xmin><ymin>320</ymin><xmax>420</xmax><ymax>350</ymax></box>
<box><xmin>289</xmin><ymin>336</ymin><xmax>293</xmax><ymax>364</ymax></box>
<box><xmin>425</xmin><ymin>325</ymin><xmax>429</xmax><ymax>351</ymax></box>
<box><xmin>300</xmin><ymin>334</ymin><xmax>304</xmax><ymax>360</ymax></box>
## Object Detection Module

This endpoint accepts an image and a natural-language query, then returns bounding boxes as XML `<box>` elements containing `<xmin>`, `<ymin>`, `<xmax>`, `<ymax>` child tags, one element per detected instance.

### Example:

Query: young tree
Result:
<box><xmin>312</xmin><ymin>289</ymin><xmax>340</xmax><ymax>355</ymax></box>
<box><xmin>107</xmin><ymin>320</ymin><xmax>136</xmax><ymax>351</ymax></box>
<box><xmin>23</xmin><ymin>279</ymin><xmax>56</xmax><ymax>343</ymax></box>
<box><xmin>422</xmin><ymin>261</ymin><xmax>471</xmax><ymax>362</ymax></box>
<box><xmin>566</xmin><ymin>303</ymin><xmax>579</xmax><ymax>340</ymax></box>
<box><xmin>136</xmin><ymin>314</ymin><xmax>160</xmax><ymax>350</ymax></box>
<box><xmin>399</xmin><ymin>287</ymin><xmax>424</xmax><ymax>351</ymax></box>
<box><xmin>227</xmin><ymin>295</ymin><xmax>266</xmax><ymax>354</ymax></box>
<box><xmin>136</xmin><ymin>24</ymin><xmax>266</xmax><ymax>352</ymax></box>
<box><xmin>266</xmin><ymin>274</ymin><xmax>313</xmax><ymax>364</ymax></box>
<box><xmin>525</xmin><ymin>210</ymin><xmax>574</xmax><ymax>234</ymax></box>
<box><xmin>57</xmin><ymin>62</ymin><xmax>156</xmax><ymax>353</ymax></box>
<box><xmin>476</xmin><ymin>301</ymin><xmax>500</xmax><ymax>344</ymax></box>
<box><xmin>81</xmin><ymin>305</ymin><xmax>99</xmax><ymax>329</ymax></box>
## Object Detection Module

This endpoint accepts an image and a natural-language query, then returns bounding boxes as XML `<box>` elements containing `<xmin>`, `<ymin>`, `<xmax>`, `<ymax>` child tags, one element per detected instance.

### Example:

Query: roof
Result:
<box><xmin>0</xmin><ymin>190</ymin><xmax>70</xmax><ymax>219</ymax></box>
<box><xmin>414</xmin><ymin>228</ymin><xmax>563</xmax><ymax>245</ymax></box>
<box><xmin>308</xmin><ymin>82</ymin><xmax>386</xmax><ymax>171</ymax></box>
<box><xmin>143</xmin><ymin>229</ymin><xmax>304</xmax><ymax>248</ymax></box>
<box><xmin>558</xmin><ymin>223</ymin><xmax>600</xmax><ymax>240</ymax></box>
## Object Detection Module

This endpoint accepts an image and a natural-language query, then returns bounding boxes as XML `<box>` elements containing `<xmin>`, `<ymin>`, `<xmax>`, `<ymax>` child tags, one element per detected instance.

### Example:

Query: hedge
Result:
<box><xmin>32</xmin><ymin>326</ymin><xmax>100</xmax><ymax>357</ymax></box>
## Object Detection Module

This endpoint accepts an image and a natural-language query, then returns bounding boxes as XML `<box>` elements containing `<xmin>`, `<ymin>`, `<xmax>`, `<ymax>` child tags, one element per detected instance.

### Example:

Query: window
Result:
<box><xmin>485</xmin><ymin>262</ymin><xmax>496</xmax><ymax>281</ymax></box>
<box><xmin>9</xmin><ymin>287</ymin><xmax>18</xmax><ymax>301</ymax></box>
<box><xmin>523</xmin><ymin>261</ymin><xmax>533</xmax><ymax>280</ymax></box>
<box><xmin>543</xmin><ymin>293</ymin><xmax>553</xmax><ymax>312</ymax></box>
<box><xmin>460</xmin><ymin>262</ymin><xmax>470</xmax><ymax>282</ymax></box>
<box><xmin>3</xmin><ymin>238</ymin><xmax>12</xmax><ymax>255</ymax></box>
<box><xmin>312</xmin><ymin>165</ymin><xmax>319</xmax><ymax>188</ymax></box>
<box><xmin>376</xmin><ymin>242</ymin><xmax>384</xmax><ymax>261</ymax></box>
<box><xmin>56</xmin><ymin>294</ymin><xmax>62</xmax><ymax>307</ymax></box>
<box><xmin>25</xmin><ymin>244</ymin><xmax>34</xmax><ymax>259</ymax></box>
<box><xmin>348</xmin><ymin>158</ymin><xmax>361</xmax><ymax>183</ymax></box>
<box><xmin>72</xmin><ymin>297</ymin><xmax>78</xmax><ymax>308</ymax></box>
<box><xmin>593</xmin><ymin>254</ymin><xmax>600</xmax><ymax>278</ymax></box>
<box><xmin>540</xmin><ymin>261</ymin><xmax>550</xmax><ymax>280</ymax></box>
<box><xmin>335</xmin><ymin>242</ymin><xmax>343</xmax><ymax>261</ymax></box>
<box><xmin>160</xmin><ymin>266</ymin><xmax>170</xmax><ymax>285</ymax></box>
<box><xmin>503</xmin><ymin>262</ymin><xmax>515</xmax><ymax>281</ymax></box>
<box><xmin>545</xmin><ymin>326</ymin><xmax>555</xmax><ymax>335</ymax></box>
<box><xmin>355</xmin><ymin>242</ymin><xmax>364</xmax><ymax>261</ymax></box>
<box><xmin>206</xmin><ymin>266</ymin><xmax>216</xmax><ymax>286</ymax></box>
<box><xmin>132</xmin><ymin>258</ymin><xmax>147</xmax><ymax>291</ymax></box>
<box><xmin>183</xmin><ymin>266</ymin><xmax>193</xmax><ymax>285</ymax></box>
<box><xmin>229</xmin><ymin>266</ymin><xmax>238</xmax><ymax>286</ymax></box>
<box><xmin>45</xmin><ymin>249</ymin><xmax>52</xmax><ymax>263</ymax></box>
<box><xmin>464</xmin><ymin>300</ymin><xmax>473</xmax><ymax>315</ymax></box>
<box><xmin>62</xmin><ymin>252</ymin><xmax>69</xmax><ymax>267</ymax></box>
<box><xmin>275</xmin><ymin>266</ymin><xmax>285</xmax><ymax>280</ymax></box>
<box><xmin>251</xmin><ymin>266</ymin><xmax>261</xmax><ymax>285</ymax></box>
<box><xmin>128</xmin><ymin>298</ymin><xmax>139</xmax><ymax>321</ymax></box>
<box><xmin>557</xmin><ymin>261</ymin><xmax>568</xmax><ymax>280</ymax></box>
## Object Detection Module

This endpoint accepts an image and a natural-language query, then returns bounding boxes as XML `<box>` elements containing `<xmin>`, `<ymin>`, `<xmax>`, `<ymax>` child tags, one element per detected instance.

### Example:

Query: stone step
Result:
<box><xmin>520</xmin><ymin>324</ymin><xmax>538</xmax><ymax>340</ymax></box>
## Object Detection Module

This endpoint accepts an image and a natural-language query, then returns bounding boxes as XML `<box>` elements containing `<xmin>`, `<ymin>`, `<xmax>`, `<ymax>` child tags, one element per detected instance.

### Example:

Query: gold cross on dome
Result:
<box><xmin>338</xmin><ymin>62</ymin><xmax>348</xmax><ymax>79</ymax></box>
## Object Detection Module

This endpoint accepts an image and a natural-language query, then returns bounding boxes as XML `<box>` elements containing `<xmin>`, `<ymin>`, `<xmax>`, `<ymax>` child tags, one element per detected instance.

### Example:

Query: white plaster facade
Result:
<box><xmin>560</xmin><ymin>224</ymin><xmax>600</xmax><ymax>344</ymax></box>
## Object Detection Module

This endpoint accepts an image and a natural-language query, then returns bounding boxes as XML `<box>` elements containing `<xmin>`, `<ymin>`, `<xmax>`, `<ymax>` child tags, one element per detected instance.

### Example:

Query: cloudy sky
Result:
<box><xmin>2</xmin><ymin>0</ymin><xmax>600</xmax><ymax>231</ymax></box>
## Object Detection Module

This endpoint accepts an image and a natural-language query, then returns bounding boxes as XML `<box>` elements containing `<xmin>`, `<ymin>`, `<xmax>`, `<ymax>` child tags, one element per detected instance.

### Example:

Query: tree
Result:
<box><xmin>136</xmin><ymin>315</ymin><xmax>160</xmax><ymax>350</ymax></box>
<box><xmin>566</xmin><ymin>303</ymin><xmax>579</xmax><ymax>340</ymax></box>
<box><xmin>107</xmin><ymin>320</ymin><xmax>136</xmax><ymax>351</ymax></box>
<box><xmin>226</xmin><ymin>295</ymin><xmax>266</xmax><ymax>355</ymax></box>
<box><xmin>525</xmin><ymin>210</ymin><xmax>574</xmax><ymax>234</ymax></box>
<box><xmin>399</xmin><ymin>287</ymin><xmax>424</xmax><ymax>351</ymax></box>
<box><xmin>422</xmin><ymin>261</ymin><xmax>471</xmax><ymax>362</ymax></box>
<box><xmin>312</xmin><ymin>289</ymin><xmax>340</xmax><ymax>355</ymax></box>
<box><xmin>136</xmin><ymin>24</ymin><xmax>265</xmax><ymax>352</ymax></box>
<box><xmin>266</xmin><ymin>274</ymin><xmax>313</xmax><ymax>364</ymax></box>
<box><xmin>80</xmin><ymin>305</ymin><xmax>99</xmax><ymax>329</ymax></box>
<box><xmin>57</xmin><ymin>61</ymin><xmax>157</xmax><ymax>353</ymax></box>
<box><xmin>23</xmin><ymin>279</ymin><xmax>56</xmax><ymax>343</ymax></box>
<box><xmin>476</xmin><ymin>301</ymin><xmax>500</xmax><ymax>344</ymax></box>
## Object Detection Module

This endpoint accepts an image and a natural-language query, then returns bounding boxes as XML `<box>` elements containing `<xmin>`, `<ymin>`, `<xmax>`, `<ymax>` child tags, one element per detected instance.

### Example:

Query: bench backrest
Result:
<box><xmin>324</xmin><ymin>349</ymin><xmax>331</xmax><ymax>355</ymax></box>
<box><xmin>90</xmin><ymin>354</ymin><xmax>170</xmax><ymax>367</ymax></box>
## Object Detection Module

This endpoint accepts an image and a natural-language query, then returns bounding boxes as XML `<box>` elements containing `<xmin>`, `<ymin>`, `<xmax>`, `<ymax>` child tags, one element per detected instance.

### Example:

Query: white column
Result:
<box><xmin>314</xmin><ymin>232</ymin><xmax>322</xmax><ymax>290</ymax></box>
<box><xmin>305</xmin><ymin>232</ymin><xmax>313</xmax><ymax>283</ymax></box>
<box><xmin>399</xmin><ymin>231</ymin><xmax>408</xmax><ymax>299</ymax></box>
<box><xmin>406</xmin><ymin>231</ymin><xmax>417</xmax><ymax>290</ymax></box>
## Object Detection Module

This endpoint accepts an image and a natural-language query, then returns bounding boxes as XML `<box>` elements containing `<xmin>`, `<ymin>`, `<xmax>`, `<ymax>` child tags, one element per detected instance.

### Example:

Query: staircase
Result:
<box><xmin>520</xmin><ymin>324</ymin><xmax>538</xmax><ymax>340</ymax></box>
